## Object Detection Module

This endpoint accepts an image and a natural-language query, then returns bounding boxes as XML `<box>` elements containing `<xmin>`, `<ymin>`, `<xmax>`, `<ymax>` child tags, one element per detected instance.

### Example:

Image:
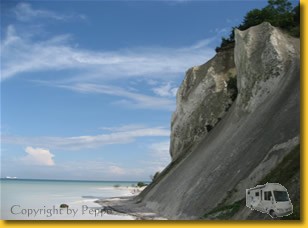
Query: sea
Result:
<box><xmin>0</xmin><ymin>178</ymin><xmax>145</xmax><ymax>220</ymax></box>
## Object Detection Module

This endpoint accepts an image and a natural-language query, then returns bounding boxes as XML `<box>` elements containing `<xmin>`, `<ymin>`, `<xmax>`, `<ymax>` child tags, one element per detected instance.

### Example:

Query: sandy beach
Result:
<box><xmin>1</xmin><ymin>179</ymin><xmax>149</xmax><ymax>220</ymax></box>
<box><xmin>95</xmin><ymin>186</ymin><xmax>167</xmax><ymax>220</ymax></box>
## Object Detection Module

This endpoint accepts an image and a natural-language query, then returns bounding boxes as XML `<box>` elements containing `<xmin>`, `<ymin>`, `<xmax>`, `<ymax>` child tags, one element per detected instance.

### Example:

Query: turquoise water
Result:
<box><xmin>0</xmin><ymin>179</ymin><xmax>143</xmax><ymax>220</ymax></box>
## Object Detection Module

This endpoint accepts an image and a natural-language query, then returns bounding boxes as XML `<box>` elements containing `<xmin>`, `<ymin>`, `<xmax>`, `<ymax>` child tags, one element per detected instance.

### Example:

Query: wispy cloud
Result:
<box><xmin>1</xmin><ymin>25</ymin><xmax>215</xmax><ymax>81</ymax></box>
<box><xmin>53</xmin><ymin>83</ymin><xmax>175</xmax><ymax>110</ymax></box>
<box><xmin>1</xmin><ymin>20</ymin><xmax>215</xmax><ymax>111</ymax></box>
<box><xmin>100</xmin><ymin>124</ymin><xmax>147</xmax><ymax>132</ymax></box>
<box><xmin>212</xmin><ymin>27</ymin><xmax>230</xmax><ymax>36</ymax></box>
<box><xmin>2</xmin><ymin>126</ymin><xmax>170</xmax><ymax>150</ymax></box>
<box><xmin>21</xmin><ymin>146</ymin><xmax>55</xmax><ymax>166</ymax></box>
<box><xmin>13</xmin><ymin>2</ymin><xmax>86</xmax><ymax>22</ymax></box>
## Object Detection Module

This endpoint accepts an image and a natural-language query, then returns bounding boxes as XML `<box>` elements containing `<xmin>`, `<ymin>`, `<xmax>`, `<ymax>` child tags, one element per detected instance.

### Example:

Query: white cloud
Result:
<box><xmin>55</xmin><ymin>83</ymin><xmax>175</xmax><ymax>110</ymax></box>
<box><xmin>152</xmin><ymin>82</ymin><xmax>178</xmax><ymax>97</ymax></box>
<box><xmin>1</xmin><ymin>24</ymin><xmax>214</xmax><ymax>111</ymax></box>
<box><xmin>210</xmin><ymin>27</ymin><xmax>230</xmax><ymax>37</ymax></box>
<box><xmin>218</xmin><ymin>27</ymin><xmax>229</xmax><ymax>35</ymax></box>
<box><xmin>3</xmin><ymin>126</ymin><xmax>170</xmax><ymax>150</ymax></box>
<box><xmin>21</xmin><ymin>147</ymin><xmax>55</xmax><ymax>166</ymax></box>
<box><xmin>187</xmin><ymin>38</ymin><xmax>214</xmax><ymax>50</ymax></box>
<box><xmin>1</xmin><ymin>25</ymin><xmax>215</xmax><ymax>81</ymax></box>
<box><xmin>13</xmin><ymin>3</ymin><xmax>85</xmax><ymax>22</ymax></box>
<box><xmin>3</xmin><ymin>139</ymin><xmax>171</xmax><ymax>180</ymax></box>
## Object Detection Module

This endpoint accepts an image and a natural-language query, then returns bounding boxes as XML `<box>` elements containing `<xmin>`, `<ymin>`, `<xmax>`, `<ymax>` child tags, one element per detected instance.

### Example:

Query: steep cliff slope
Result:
<box><xmin>170</xmin><ymin>47</ymin><xmax>237</xmax><ymax>160</ymax></box>
<box><xmin>137</xmin><ymin>22</ymin><xmax>300</xmax><ymax>220</ymax></box>
<box><xmin>103</xmin><ymin>22</ymin><xmax>300</xmax><ymax>220</ymax></box>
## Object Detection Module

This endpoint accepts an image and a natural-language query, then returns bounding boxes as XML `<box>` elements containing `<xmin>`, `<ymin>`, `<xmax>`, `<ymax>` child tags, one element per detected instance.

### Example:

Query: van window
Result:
<box><xmin>264</xmin><ymin>191</ymin><xmax>272</xmax><ymax>200</ymax></box>
<box><xmin>274</xmin><ymin>191</ymin><xmax>289</xmax><ymax>202</ymax></box>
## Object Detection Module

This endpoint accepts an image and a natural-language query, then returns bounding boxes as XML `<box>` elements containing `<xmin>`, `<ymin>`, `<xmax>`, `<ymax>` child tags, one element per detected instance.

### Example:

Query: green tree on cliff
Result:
<box><xmin>216</xmin><ymin>0</ymin><xmax>300</xmax><ymax>52</ymax></box>
<box><xmin>240</xmin><ymin>0</ymin><xmax>294</xmax><ymax>30</ymax></box>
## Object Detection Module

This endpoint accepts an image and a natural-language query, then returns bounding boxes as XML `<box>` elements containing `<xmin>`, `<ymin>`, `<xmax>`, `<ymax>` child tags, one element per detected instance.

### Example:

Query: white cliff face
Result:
<box><xmin>235</xmin><ymin>22</ymin><xmax>298</xmax><ymax>112</ymax></box>
<box><xmin>170</xmin><ymin>47</ymin><xmax>237</xmax><ymax>160</ymax></box>
<box><xmin>170</xmin><ymin>22</ymin><xmax>299</xmax><ymax>161</ymax></box>
<box><xmin>135</xmin><ymin>22</ymin><xmax>300</xmax><ymax>220</ymax></box>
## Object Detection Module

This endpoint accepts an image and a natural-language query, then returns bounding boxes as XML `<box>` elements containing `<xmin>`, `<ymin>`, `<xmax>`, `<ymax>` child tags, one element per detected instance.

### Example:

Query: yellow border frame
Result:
<box><xmin>1</xmin><ymin>0</ymin><xmax>306</xmax><ymax>227</ymax></box>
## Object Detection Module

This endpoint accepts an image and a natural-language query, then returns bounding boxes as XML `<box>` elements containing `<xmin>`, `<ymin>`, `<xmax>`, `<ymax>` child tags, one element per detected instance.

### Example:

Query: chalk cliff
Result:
<box><xmin>170</xmin><ymin>47</ymin><xmax>237</xmax><ymax>160</ymax></box>
<box><xmin>103</xmin><ymin>22</ymin><xmax>300</xmax><ymax>220</ymax></box>
<box><xmin>139</xmin><ymin>22</ymin><xmax>300</xmax><ymax>219</ymax></box>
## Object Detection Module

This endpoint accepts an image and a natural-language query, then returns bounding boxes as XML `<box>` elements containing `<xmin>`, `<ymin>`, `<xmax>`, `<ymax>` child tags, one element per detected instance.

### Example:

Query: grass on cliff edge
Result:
<box><xmin>259</xmin><ymin>144</ymin><xmax>300</xmax><ymax>220</ymax></box>
<box><xmin>259</xmin><ymin>144</ymin><xmax>300</xmax><ymax>186</ymax></box>
<box><xmin>202</xmin><ymin>199</ymin><xmax>245</xmax><ymax>220</ymax></box>
<box><xmin>201</xmin><ymin>144</ymin><xmax>300</xmax><ymax>220</ymax></box>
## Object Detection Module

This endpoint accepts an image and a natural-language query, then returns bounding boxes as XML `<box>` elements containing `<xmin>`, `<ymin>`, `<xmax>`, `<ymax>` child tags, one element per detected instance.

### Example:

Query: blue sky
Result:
<box><xmin>1</xmin><ymin>0</ymin><xmax>271</xmax><ymax>181</ymax></box>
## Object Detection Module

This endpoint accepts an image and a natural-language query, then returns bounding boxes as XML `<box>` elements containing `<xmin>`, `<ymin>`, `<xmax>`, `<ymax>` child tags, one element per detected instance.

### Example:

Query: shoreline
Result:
<box><xmin>1</xmin><ymin>180</ymin><xmax>148</xmax><ymax>220</ymax></box>
<box><xmin>94</xmin><ymin>186</ymin><xmax>167</xmax><ymax>220</ymax></box>
<box><xmin>76</xmin><ymin>186</ymin><xmax>149</xmax><ymax>220</ymax></box>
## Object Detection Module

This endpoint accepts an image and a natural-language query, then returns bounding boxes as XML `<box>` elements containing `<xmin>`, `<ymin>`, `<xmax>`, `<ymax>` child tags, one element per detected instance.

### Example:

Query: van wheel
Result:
<box><xmin>269</xmin><ymin>210</ymin><xmax>277</xmax><ymax>218</ymax></box>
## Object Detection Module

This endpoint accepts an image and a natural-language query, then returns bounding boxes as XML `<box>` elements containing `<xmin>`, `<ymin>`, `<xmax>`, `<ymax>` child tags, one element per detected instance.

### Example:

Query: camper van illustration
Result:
<box><xmin>246</xmin><ymin>183</ymin><xmax>293</xmax><ymax>218</ymax></box>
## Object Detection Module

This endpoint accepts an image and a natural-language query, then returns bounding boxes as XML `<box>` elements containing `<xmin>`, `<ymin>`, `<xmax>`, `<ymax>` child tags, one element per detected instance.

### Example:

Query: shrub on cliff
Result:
<box><xmin>150</xmin><ymin>171</ymin><xmax>161</xmax><ymax>181</ymax></box>
<box><xmin>137</xmin><ymin>182</ymin><xmax>147</xmax><ymax>187</ymax></box>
